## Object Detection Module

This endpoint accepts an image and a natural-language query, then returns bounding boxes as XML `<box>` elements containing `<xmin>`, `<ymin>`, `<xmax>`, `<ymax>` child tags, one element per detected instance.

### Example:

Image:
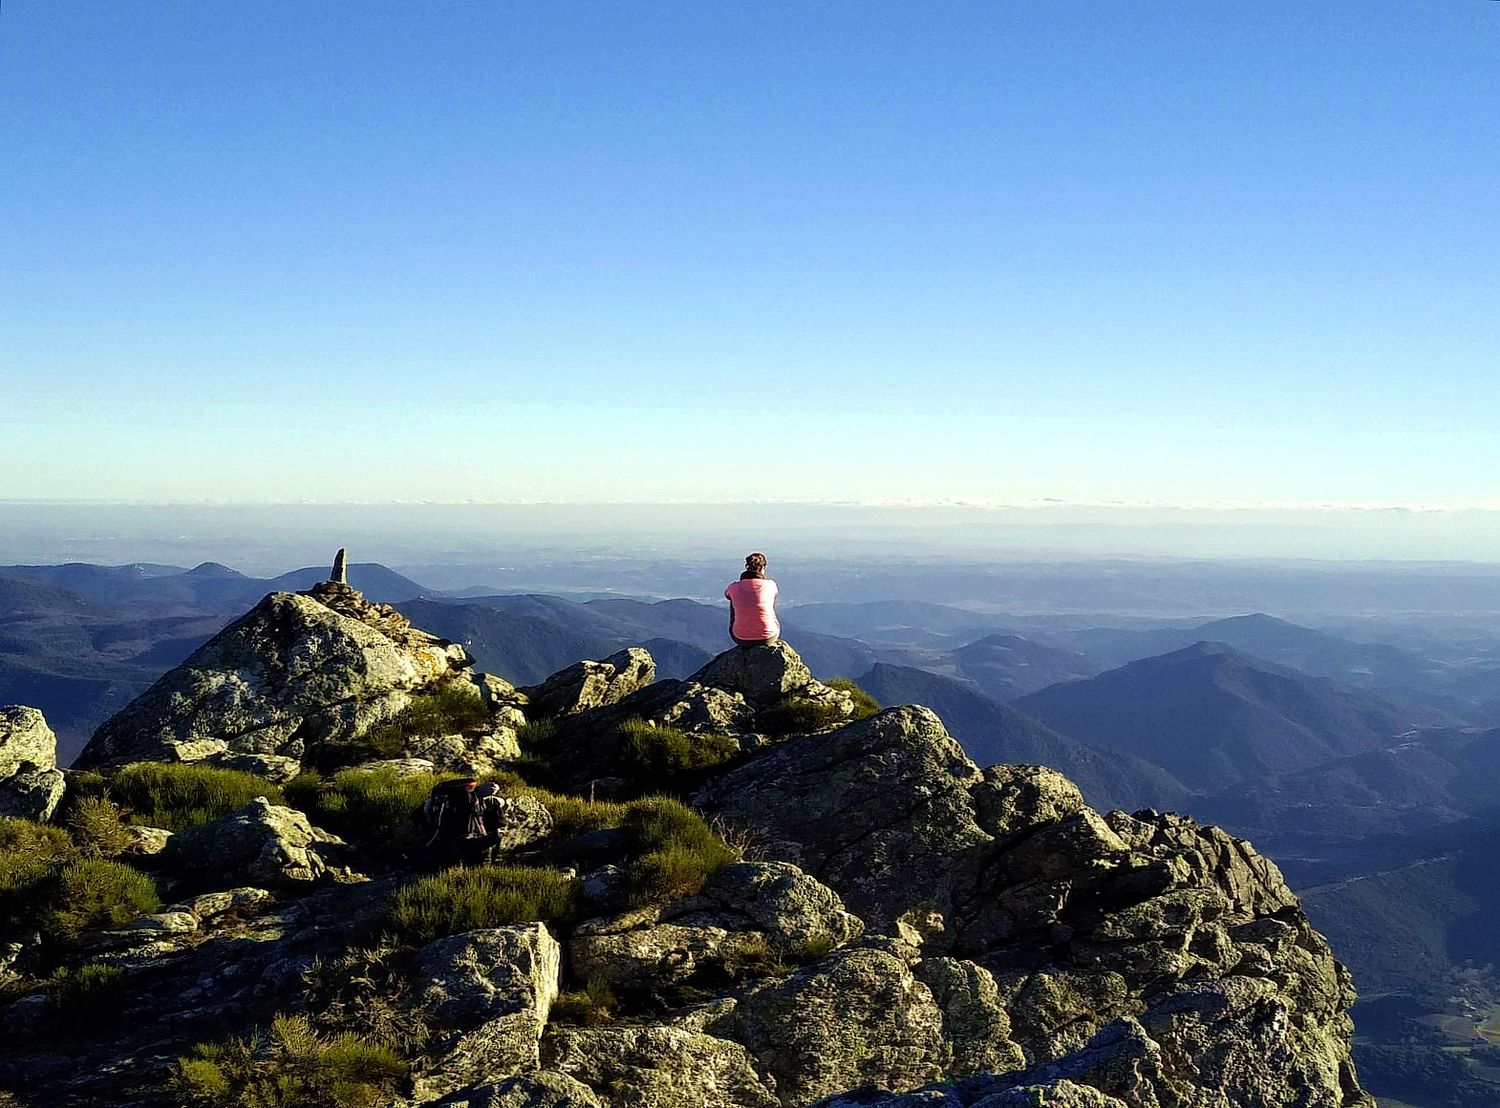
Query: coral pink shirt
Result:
<box><xmin>725</xmin><ymin>577</ymin><xmax>780</xmax><ymax>640</ymax></box>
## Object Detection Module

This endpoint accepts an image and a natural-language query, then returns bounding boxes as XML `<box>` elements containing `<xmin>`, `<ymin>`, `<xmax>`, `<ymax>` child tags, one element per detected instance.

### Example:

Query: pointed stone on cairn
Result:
<box><xmin>331</xmin><ymin>547</ymin><xmax>348</xmax><ymax>585</ymax></box>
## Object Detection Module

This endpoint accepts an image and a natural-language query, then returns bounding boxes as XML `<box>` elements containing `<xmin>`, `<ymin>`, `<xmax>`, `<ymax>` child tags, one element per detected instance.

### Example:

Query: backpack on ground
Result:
<box><xmin>423</xmin><ymin>778</ymin><xmax>488</xmax><ymax>844</ymax></box>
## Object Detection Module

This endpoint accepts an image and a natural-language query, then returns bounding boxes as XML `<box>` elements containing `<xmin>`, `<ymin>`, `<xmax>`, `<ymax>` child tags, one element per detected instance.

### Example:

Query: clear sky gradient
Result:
<box><xmin>3</xmin><ymin>2</ymin><xmax>1496</xmax><ymax>508</ymax></box>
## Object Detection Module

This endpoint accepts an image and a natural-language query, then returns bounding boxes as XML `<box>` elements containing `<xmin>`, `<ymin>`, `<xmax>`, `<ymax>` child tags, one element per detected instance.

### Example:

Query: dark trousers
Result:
<box><xmin>733</xmin><ymin>635</ymin><xmax>779</xmax><ymax>648</ymax></box>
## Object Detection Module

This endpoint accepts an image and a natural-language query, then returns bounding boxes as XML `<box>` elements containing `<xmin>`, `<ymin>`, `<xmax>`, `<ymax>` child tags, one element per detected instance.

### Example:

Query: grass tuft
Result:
<box><xmin>286</xmin><ymin>767</ymin><xmax>440</xmax><ymax>845</ymax></box>
<box><xmin>615</xmin><ymin>718</ymin><xmax>737</xmax><ymax>778</ymax></box>
<box><xmin>354</xmin><ymin>686</ymin><xmax>493</xmax><ymax>763</ymax></box>
<box><xmin>43</xmin><ymin>860</ymin><xmax>161</xmax><ymax>938</ymax></box>
<box><xmin>825</xmin><ymin>678</ymin><xmax>880</xmax><ymax>720</ymax></box>
<box><xmin>384</xmin><ymin>865</ymin><xmax>578</xmax><ymax>946</ymax></box>
<box><xmin>550</xmin><ymin>977</ymin><xmax>617</xmax><ymax>1026</ymax></box>
<box><xmin>173</xmin><ymin>1014</ymin><xmax>407</xmax><ymax>1108</ymax></box>
<box><xmin>623</xmin><ymin>796</ymin><xmax>739</xmax><ymax>907</ymax></box>
<box><xmin>68</xmin><ymin>797</ymin><xmax>135</xmax><ymax>859</ymax></box>
<box><xmin>107</xmin><ymin>762</ymin><xmax>283</xmax><ymax>832</ymax></box>
<box><xmin>758</xmin><ymin>695</ymin><xmax>849</xmax><ymax>737</ymax></box>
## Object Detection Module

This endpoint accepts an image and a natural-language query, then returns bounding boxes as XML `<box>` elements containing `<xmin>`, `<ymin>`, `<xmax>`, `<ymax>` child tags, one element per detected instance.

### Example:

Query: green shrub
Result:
<box><xmin>108</xmin><ymin>762</ymin><xmax>283</xmax><ymax>832</ymax></box>
<box><xmin>785</xmin><ymin>934</ymin><xmax>836</xmax><ymax>963</ymax></box>
<box><xmin>615</xmin><ymin>719</ymin><xmax>737</xmax><ymax>777</ymax></box>
<box><xmin>48</xmin><ymin>963</ymin><xmax>125</xmax><ymax>1020</ymax></box>
<box><xmin>68</xmin><ymin>797</ymin><xmax>134</xmax><ymax>859</ymax></box>
<box><xmin>516</xmin><ymin>718</ymin><xmax>558</xmax><ymax>751</ymax></box>
<box><xmin>385</xmin><ymin>865</ymin><xmax>578</xmax><ymax>946</ymax></box>
<box><xmin>43</xmin><ymin>860</ymin><xmax>160</xmax><ymax>938</ymax></box>
<box><xmin>550</xmin><ymin>977</ymin><xmax>616</xmax><ymax>1026</ymax></box>
<box><xmin>287</xmin><ymin>767</ymin><xmax>440</xmax><ymax>845</ymax></box>
<box><xmin>758</xmin><ymin>695</ymin><xmax>848</xmax><ymax>737</ymax></box>
<box><xmin>0</xmin><ymin>818</ymin><xmax>80</xmax><ymax>931</ymax></box>
<box><xmin>0</xmin><ymin>818</ymin><xmax>77</xmax><ymax>895</ymax></box>
<box><xmin>623</xmin><ymin>797</ymin><xmax>738</xmax><ymax>907</ymax></box>
<box><xmin>357</xmin><ymin>686</ymin><xmax>493</xmax><ymax>763</ymax></box>
<box><xmin>510</xmin><ymin>788</ymin><xmax>628</xmax><ymax>838</ymax></box>
<box><xmin>824</xmin><ymin>678</ymin><xmax>880</xmax><ymax>720</ymax></box>
<box><xmin>720</xmin><ymin>933</ymin><xmax>787</xmax><ymax>981</ymax></box>
<box><xmin>174</xmin><ymin>1014</ymin><xmax>407</xmax><ymax>1108</ymax></box>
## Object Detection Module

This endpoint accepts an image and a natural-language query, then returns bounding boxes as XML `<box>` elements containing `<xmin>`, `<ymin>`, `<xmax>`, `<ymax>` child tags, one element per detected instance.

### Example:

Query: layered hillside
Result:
<box><xmin>1014</xmin><ymin>642</ymin><xmax>1429</xmax><ymax>791</ymax></box>
<box><xmin>0</xmin><ymin>576</ymin><xmax>1373</xmax><ymax>1107</ymax></box>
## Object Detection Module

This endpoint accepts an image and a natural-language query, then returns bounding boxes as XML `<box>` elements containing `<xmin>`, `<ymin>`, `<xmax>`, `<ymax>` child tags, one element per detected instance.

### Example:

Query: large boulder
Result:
<box><xmin>697</xmin><ymin>705</ymin><xmax>1374</xmax><ymax>1108</ymax></box>
<box><xmin>696</xmin><ymin>707</ymin><xmax>989</xmax><ymax>935</ymax></box>
<box><xmin>0</xmin><ymin>706</ymin><xmax>58</xmax><ymax>775</ymax></box>
<box><xmin>545</xmin><ymin>1024</ymin><xmax>779</xmax><ymax>1108</ymax></box>
<box><xmin>160</xmin><ymin>798</ymin><xmax>346</xmax><ymax>887</ymax></box>
<box><xmin>75</xmin><ymin>584</ymin><xmax>487</xmax><ymax>772</ymax></box>
<box><xmin>0</xmin><ymin>707</ymin><xmax>65</xmax><ymax>821</ymax></box>
<box><xmin>414</xmin><ymin>924</ymin><xmax>562</xmax><ymax>1100</ymax></box>
<box><xmin>520</xmin><ymin>648</ymin><xmax>656</xmax><ymax>719</ymax></box>
<box><xmin>722</xmin><ymin>942</ymin><xmax>949</xmax><ymax>1101</ymax></box>
<box><xmin>431</xmin><ymin>1072</ymin><xmax>602</xmax><ymax>1108</ymax></box>
<box><xmin>691</xmin><ymin>641</ymin><xmax>815</xmax><ymax>707</ymax></box>
<box><xmin>569</xmin><ymin>862</ymin><xmax>862</xmax><ymax>993</ymax></box>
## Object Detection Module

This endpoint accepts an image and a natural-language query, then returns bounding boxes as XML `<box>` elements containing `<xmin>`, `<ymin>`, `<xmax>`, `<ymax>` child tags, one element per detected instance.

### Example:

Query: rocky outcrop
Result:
<box><xmin>569</xmin><ymin>862</ymin><xmax>863</xmax><ymax>993</ymax></box>
<box><xmin>691</xmin><ymin>641</ymin><xmax>855</xmax><ymax>722</ymax></box>
<box><xmin>545</xmin><ymin>1024</ymin><xmax>779</xmax><ymax>1108</ymax></box>
<box><xmin>724</xmin><ymin>940</ymin><xmax>949</xmax><ymax>1101</ymax></box>
<box><xmin>160</xmin><ymin>798</ymin><xmax>347</xmax><ymax>887</ymax></box>
<box><xmin>0</xmin><ymin>609</ymin><xmax>1372</xmax><ymax>1108</ymax></box>
<box><xmin>74</xmin><ymin>583</ymin><xmax>513</xmax><ymax>774</ymax></box>
<box><xmin>0</xmin><ymin>706</ymin><xmax>66</xmax><ymax>821</ymax></box>
<box><xmin>520</xmin><ymin>648</ymin><xmax>656</xmax><ymax>719</ymax></box>
<box><xmin>414</xmin><ymin>925</ymin><xmax>562</xmax><ymax>1100</ymax></box>
<box><xmin>695</xmin><ymin>705</ymin><xmax>1371</xmax><ymax>1107</ymax></box>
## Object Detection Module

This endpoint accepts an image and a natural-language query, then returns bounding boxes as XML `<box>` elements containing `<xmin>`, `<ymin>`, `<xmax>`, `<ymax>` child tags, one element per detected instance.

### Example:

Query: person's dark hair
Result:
<box><xmin>741</xmin><ymin>552</ymin><xmax>768</xmax><ymax>580</ymax></box>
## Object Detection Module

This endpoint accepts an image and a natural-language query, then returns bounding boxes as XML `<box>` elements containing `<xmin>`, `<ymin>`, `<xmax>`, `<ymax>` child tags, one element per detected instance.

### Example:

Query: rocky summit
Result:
<box><xmin>0</xmin><ymin>577</ymin><xmax>1372</xmax><ymax>1108</ymax></box>
<box><xmin>74</xmin><ymin>575</ymin><xmax>526</xmax><ymax>779</ymax></box>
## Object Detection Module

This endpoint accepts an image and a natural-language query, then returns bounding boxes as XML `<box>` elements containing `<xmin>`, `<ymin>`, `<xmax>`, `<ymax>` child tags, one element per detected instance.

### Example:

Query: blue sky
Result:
<box><xmin>3</xmin><ymin>2</ymin><xmax>1496</xmax><ymax>507</ymax></box>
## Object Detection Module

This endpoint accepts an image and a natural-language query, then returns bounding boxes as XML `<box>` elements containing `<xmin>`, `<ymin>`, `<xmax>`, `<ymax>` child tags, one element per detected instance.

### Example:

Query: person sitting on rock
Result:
<box><xmin>725</xmin><ymin>552</ymin><xmax>780</xmax><ymax>648</ymax></box>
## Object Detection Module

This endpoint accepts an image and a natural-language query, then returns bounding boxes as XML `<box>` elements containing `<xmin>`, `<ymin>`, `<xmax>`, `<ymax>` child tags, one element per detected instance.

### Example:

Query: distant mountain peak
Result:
<box><xmin>184</xmin><ymin>561</ymin><xmax>246</xmax><ymax>578</ymax></box>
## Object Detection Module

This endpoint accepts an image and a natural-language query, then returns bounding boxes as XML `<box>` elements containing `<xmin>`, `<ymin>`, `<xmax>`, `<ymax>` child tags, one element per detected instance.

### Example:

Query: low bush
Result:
<box><xmin>174</xmin><ymin>1014</ymin><xmax>408</xmax><ymax>1108</ymax></box>
<box><xmin>720</xmin><ymin>933</ymin><xmax>787</xmax><ymax>981</ymax></box>
<box><xmin>758</xmin><ymin>695</ymin><xmax>848</xmax><ymax>737</ymax></box>
<box><xmin>0</xmin><ymin>818</ymin><xmax>80</xmax><ymax>931</ymax></box>
<box><xmin>385</xmin><ymin>865</ymin><xmax>578</xmax><ymax>946</ymax></box>
<box><xmin>357</xmin><ymin>686</ymin><xmax>493</xmax><ymax>763</ymax></box>
<box><xmin>287</xmin><ymin>767</ymin><xmax>440</xmax><ymax>845</ymax></box>
<box><xmin>68</xmin><ymin>797</ymin><xmax>135</xmax><ymax>859</ymax></box>
<box><xmin>0</xmin><ymin>818</ymin><xmax>77</xmax><ymax>895</ymax></box>
<box><xmin>42</xmin><ymin>860</ymin><xmax>161</xmax><ymax>938</ymax></box>
<box><xmin>615</xmin><ymin>719</ymin><xmax>737</xmax><ymax>777</ymax></box>
<box><xmin>48</xmin><ymin>963</ymin><xmax>125</xmax><ymax>1025</ymax></box>
<box><xmin>516</xmin><ymin>718</ymin><xmax>558</xmax><ymax>752</ymax></box>
<box><xmin>511</xmin><ymin>788</ymin><xmax>628</xmax><ymax>838</ymax></box>
<box><xmin>550</xmin><ymin>977</ymin><xmax>617</xmax><ymax>1026</ymax></box>
<box><xmin>299</xmin><ymin>945</ymin><xmax>429</xmax><ymax>1056</ymax></box>
<box><xmin>824</xmin><ymin>678</ymin><xmax>880</xmax><ymax>720</ymax></box>
<box><xmin>107</xmin><ymin>762</ymin><xmax>283</xmax><ymax>831</ymax></box>
<box><xmin>623</xmin><ymin>797</ymin><xmax>738</xmax><ymax>907</ymax></box>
